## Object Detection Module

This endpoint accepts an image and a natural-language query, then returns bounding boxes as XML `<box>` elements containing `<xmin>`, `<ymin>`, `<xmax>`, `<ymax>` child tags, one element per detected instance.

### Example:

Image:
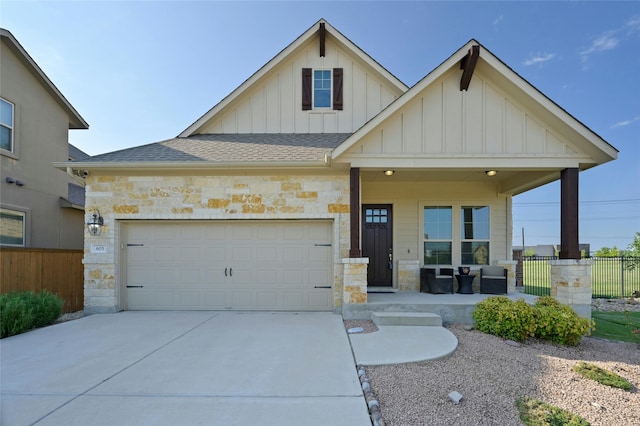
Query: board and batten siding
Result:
<box><xmin>197</xmin><ymin>36</ymin><xmax>402</xmax><ymax>135</ymax></box>
<box><xmin>362</xmin><ymin>181</ymin><xmax>510</xmax><ymax>270</ymax></box>
<box><xmin>343</xmin><ymin>67</ymin><xmax>584</xmax><ymax>160</ymax></box>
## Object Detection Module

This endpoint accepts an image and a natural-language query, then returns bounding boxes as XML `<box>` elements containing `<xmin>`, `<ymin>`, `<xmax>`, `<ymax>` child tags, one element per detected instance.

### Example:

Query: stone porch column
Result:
<box><xmin>342</xmin><ymin>258</ymin><xmax>368</xmax><ymax>304</ymax></box>
<box><xmin>549</xmin><ymin>259</ymin><xmax>593</xmax><ymax>319</ymax></box>
<box><xmin>496</xmin><ymin>260</ymin><xmax>518</xmax><ymax>294</ymax></box>
<box><xmin>398</xmin><ymin>260</ymin><xmax>420</xmax><ymax>292</ymax></box>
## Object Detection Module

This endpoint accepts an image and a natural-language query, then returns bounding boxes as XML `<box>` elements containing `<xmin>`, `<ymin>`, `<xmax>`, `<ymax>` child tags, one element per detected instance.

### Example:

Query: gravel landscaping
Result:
<box><xmin>347</xmin><ymin>300</ymin><xmax>640</xmax><ymax>426</ymax></box>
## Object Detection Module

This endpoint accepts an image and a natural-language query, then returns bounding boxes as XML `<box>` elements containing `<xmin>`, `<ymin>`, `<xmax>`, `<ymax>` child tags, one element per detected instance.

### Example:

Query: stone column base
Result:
<box><xmin>342</xmin><ymin>258</ymin><xmax>369</xmax><ymax>304</ymax></box>
<box><xmin>549</xmin><ymin>259</ymin><xmax>593</xmax><ymax>319</ymax></box>
<box><xmin>497</xmin><ymin>260</ymin><xmax>518</xmax><ymax>294</ymax></box>
<box><xmin>398</xmin><ymin>260</ymin><xmax>420</xmax><ymax>292</ymax></box>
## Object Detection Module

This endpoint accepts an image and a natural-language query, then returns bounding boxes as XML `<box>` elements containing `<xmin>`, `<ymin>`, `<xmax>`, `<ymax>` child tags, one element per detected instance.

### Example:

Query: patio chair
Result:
<box><xmin>480</xmin><ymin>266</ymin><xmax>508</xmax><ymax>294</ymax></box>
<box><xmin>421</xmin><ymin>267</ymin><xmax>454</xmax><ymax>294</ymax></box>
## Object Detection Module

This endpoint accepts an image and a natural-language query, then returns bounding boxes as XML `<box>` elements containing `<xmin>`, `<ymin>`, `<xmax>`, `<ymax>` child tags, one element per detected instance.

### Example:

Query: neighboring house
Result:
<box><xmin>0</xmin><ymin>28</ymin><xmax>89</xmax><ymax>249</ymax></box>
<box><xmin>58</xmin><ymin>20</ymin><xmax>617</xmax><ymax>314</ymax></box>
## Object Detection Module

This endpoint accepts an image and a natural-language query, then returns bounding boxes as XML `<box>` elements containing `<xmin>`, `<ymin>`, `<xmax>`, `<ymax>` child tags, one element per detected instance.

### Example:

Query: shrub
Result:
<box><xmin>0</xmin><ymin>291</ymin><xmax>63</xmax><ymax>338</ymax></box>
<box><xmin>516</xmin><ymin>397</ymin><xmax>590</xmax><ymax>426</ymax></box>
<box><xmin>573</xmin><ymin>362</ymin><xmax>632</xmax><ymax>390</ymax></box>
<box><xmin>473</xmin><ymin>296</ymin><xmax>592</xmax><ymax>346</ymax></box>
<box><xmin>473</xmin><ymin>296</ymin><xmax>537</xmax><ymax>342</ymax></box>
<box><xmin>533</xmin><ymin>301</ymin><xmax>593</xmax><ymax>346</ymax></box>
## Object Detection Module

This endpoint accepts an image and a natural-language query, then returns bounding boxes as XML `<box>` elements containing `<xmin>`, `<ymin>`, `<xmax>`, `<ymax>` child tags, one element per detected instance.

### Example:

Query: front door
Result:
<box><xmin>362</xmin><ymin>204</ymin><xmax>393</xmax><ymax>286</ymax></box>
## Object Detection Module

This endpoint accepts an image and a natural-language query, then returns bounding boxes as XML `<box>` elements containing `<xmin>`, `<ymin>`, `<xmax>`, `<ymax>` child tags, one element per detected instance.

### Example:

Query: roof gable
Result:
<box><xmin>332</xmin><ymin>40</ymin><xmax>617</xmax><ymax>170</ymax></box>
<box><xmin>179</xmin><ymin>19</ymin><xmax>408</xmax><ymax>136</ymax></box>
<box><xmin>0</xmin><ymin>28</ymin><xmax>88</xmax><ymax>129</ymax></box>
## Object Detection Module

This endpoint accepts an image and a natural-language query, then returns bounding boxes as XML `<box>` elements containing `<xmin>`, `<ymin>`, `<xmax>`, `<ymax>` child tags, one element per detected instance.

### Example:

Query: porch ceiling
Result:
<box><xmin>360</xmin><ymin>168</ymin><xmax>560</xmax><ymax>195</ymax></box>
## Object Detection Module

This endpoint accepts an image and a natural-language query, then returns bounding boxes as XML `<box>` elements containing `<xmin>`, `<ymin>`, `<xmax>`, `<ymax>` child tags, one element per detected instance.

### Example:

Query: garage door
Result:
<box><xmin>124</xmin><ymin>221</ymin><xmax>333</xmax><ymax>311</ymax></box>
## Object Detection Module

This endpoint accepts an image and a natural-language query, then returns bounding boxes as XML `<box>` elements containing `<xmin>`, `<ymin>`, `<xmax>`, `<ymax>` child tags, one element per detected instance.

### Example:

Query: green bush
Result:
<box><xmin>473</xmin><ymin>296</ymin><xmax>537</xmax><ymax>342</ymax></box>
<box><xmin>0</xmin><ymin>291</ymin><xmax>63</xmax><ymax>338</ymax></box>
<box><xmin>473</xmin><ymin>296</ymin><xmax>592</xmax><ymax>345</ymax></box>
<box><xmin>533</xmin><ymin>299</ymin><xmax>593</xmax><ymax>346</ymax></box>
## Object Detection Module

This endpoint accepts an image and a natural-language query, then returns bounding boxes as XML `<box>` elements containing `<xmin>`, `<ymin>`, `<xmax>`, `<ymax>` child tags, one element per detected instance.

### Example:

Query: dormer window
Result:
<box><xmin>314</xmin><ymin>70</ymin><xmax>332</xmax><ymax>108</ymax></box>
<box><xmin>302</xmin><ymin>68</ymin><xmax>343</xmax><ymax>111</ymax></box>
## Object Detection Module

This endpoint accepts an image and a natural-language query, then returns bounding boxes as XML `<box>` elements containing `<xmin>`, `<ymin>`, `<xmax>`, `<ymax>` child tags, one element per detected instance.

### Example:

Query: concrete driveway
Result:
<box><xmin>0</xmin><ymin>311</ymin><xmax>370</xmax><ymax>426</ymax></box>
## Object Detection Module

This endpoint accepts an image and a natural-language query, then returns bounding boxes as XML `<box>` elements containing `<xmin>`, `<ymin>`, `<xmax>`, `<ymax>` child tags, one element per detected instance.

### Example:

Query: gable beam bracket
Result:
<box><xmin>319</xmin><ymin>22</ymin><xmax>326</xmax><ymax>57</ymax></box>
<box><xmin>460</xmin><ymin>45</ymin><xmax>480</xmax><ymax>91</ymax></box>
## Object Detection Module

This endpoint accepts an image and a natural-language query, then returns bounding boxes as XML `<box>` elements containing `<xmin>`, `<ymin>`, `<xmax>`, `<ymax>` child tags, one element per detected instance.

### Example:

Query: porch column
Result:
<box><xmin>349</xmin><ymin>167</ymin><xmax>361</xmax><ymax>258</ymax></box>
<box><xmin>559</xmin><ymin>167</ymin><xmax>580</xmax><ymax>259</ymax></box>
<box><xmin>549</xmin><ymin>259</ymin><xmax>593</xmax><ymax>319</ymax></box>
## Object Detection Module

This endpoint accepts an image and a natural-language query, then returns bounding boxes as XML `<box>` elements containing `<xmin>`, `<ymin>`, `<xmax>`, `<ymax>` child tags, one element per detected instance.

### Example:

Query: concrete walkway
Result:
<box><xmin>349</xmin><ymin>325</ymin><xmax>458</xmax><ymax>365</ymax></box>
<box><xmin>0</xmin><ymin>312</ymin><xmax>370</xmax><ymax>426</ymax></box>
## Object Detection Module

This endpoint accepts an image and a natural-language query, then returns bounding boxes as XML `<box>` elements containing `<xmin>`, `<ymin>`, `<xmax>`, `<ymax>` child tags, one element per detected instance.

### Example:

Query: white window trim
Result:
<box><xmin>419</xmin><ymin>202</ymin><xmax>492</xmax><ymax>267</ymax></box>
<box><xmin>0</xmin><ymin>207</ymin><xmax>27</xmax><ymax>247</ymax></box>
<box><xmin>0</xmin><ymin>97</ymin><xmax>15</xmax><ymax>155</ymax></box>
<box><xmin>312</xmin><ymin>69</ymin><xmax>332</xmax><ymax>109</ymax></box>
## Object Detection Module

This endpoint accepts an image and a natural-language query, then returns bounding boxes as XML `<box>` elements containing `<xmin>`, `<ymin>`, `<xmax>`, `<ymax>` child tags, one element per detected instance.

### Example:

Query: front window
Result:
<box><xmin>0</xmin><ymin>208</ymin><xmax>25</xmax><ymax>246</ymax></box>
<box><xmin>424</xmin><ymin>206</ymin><xmax>452</xmax><ymax>264</ymax></box>
<box><xmin>1</xmin><ymin>98</ymin><xmax>14</xmax><ymax>152</ymax></box>
<box><xmin>460</xmin><ymin>206</ymin><xmax>490</xmax><ymax>265</ymax></box>
<box><xmin>313</xmin><ymin>70</ymin><xmax>332</xmax><ymax>108</ymax></box>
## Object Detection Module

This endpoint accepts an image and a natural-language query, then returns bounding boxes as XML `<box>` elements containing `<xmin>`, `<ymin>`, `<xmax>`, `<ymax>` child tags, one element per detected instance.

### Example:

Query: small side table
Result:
<box><xmin>456</xmin><ymin>274</ymin><xmax>474</xmax><ymax>294</ymax></box>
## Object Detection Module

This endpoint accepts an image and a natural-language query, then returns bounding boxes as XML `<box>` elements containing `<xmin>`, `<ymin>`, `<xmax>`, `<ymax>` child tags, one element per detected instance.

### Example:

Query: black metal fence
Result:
<box><xmin>522</xmin><ymin>256</ymin><xmax>640</xmax><ymax>298</ymax></box>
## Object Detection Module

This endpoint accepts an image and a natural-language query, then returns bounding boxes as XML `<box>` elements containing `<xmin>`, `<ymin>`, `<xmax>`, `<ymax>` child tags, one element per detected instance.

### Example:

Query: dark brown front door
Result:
<box><xmin>362</xmin><ymin>204</ymin><xmax>393</xmax><ymax>286</ymax></box>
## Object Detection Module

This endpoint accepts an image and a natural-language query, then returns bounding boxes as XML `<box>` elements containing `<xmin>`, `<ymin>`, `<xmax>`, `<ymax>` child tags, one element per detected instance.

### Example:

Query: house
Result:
<box><xmin>57</xmin><ymin>20</ymin><xmax>617</xmax><ymax>315</ymax></box>
<box><xmin>1</xmin><ymin>28</ymin><xmax>89</xmax><ymax>250</ymax></box>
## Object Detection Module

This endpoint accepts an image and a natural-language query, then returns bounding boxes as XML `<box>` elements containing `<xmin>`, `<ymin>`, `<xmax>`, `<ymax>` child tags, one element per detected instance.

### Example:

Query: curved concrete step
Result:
<box><xmin>371</xmin><ymin>312</ymin><xmax>442</xmax><ymax>327</ymax></box>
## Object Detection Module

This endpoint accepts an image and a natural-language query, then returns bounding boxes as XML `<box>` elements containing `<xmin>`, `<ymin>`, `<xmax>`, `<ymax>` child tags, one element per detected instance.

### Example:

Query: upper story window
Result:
<box><xmin>1</xmin><ymin>98</ymin><xmax>14</xmax><ymax>153</ymax></box>
<box><xmin>313</xmin><ymin>70</ymin><xmax>332</xmax><ymax>108</ymax></box>
<box><xmin>302</xmin><ymin>68</ymin><xmax>343</xmax><ymax>111</ymax></box>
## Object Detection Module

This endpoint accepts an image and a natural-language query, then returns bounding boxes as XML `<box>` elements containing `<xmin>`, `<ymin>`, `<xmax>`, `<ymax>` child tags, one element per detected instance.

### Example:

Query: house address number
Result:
<box><xmin>91</xmin><ymin>244</ymin><xmax>107</xmax><ymax>254</ymax></box>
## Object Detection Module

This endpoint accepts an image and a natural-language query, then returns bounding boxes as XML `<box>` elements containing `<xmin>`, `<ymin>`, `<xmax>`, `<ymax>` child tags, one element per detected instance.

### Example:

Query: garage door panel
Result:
<box><xmin>125</xmin><ymin>221</ymin><xmax>332</xmax><ymax>311</ymax></box>
<box><xmin>282</xmin><ymin>291</ymin><xmax>305</xmax><ymax>307</ymax></box>
<box><xmin>255</xmin><ymin>292</ymin><xmax>278</xmax><ymax>308</ymax></box>
<box><xmin>308</xmin><ymin>291</ymin><xmax>332</xmax><ymax>309</ymax></box>
<box><xmin>179</xmin><ymin>268</ymin><xmax>201</xmax><ymax>284</ymax></box>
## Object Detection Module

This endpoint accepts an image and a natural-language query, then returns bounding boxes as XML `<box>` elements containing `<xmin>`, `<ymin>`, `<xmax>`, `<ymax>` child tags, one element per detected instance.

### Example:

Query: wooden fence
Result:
<box><xmin>0</xmin><ymin>248</ymin><xmax>84</xmax><ymax>313</ymax></box>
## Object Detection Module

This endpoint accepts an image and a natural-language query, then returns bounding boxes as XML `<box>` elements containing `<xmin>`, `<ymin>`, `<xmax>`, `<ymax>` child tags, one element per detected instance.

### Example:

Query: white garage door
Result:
<box><xmin>123</xmin><ymin>220</ymin><xmax>333</xmax><ymax>311</ymax></box>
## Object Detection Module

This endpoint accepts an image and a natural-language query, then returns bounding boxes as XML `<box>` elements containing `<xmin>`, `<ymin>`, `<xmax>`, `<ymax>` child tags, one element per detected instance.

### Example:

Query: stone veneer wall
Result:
<box><xmin>342</xmin><ymin>258</ymin><xmax>369</xmax><ymax>304</ymax></box>
<box><xmin>398</xmin><ymin>260</ymin><xmax>420</xmax><ymax>292</ymax></box>
<box><xmin>549</xmin><ymin>259</ymin><xmax>593</xmax><ymax>319</ymax></box>
<box><xmin>83</xmin><ymin>174</ymin><xmax>350</xmax><ymax>313</ymax></box>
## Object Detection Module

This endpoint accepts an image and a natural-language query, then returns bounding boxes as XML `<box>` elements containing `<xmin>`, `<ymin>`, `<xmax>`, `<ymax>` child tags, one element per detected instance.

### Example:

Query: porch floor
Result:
<box><xmin>342</xmin><ymin>288</ymin><xmax>537</xmax><ymax>324</ymax></box>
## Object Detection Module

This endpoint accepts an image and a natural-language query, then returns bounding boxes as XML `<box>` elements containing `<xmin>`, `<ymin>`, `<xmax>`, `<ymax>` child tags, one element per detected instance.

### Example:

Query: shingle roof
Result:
<box><xmin>67</xmin><ymin>183</ymin><xmax>86</xmax><ymax>206</ymax></box>
<box><xmin>69</xmin><ymin>143</ymin><xmax>90</xmax><ymax>161</ymax></box>
<box><xmin>82</xmin><ymin>134</ymin><xmax>352</xmax><ymax>164</ymax></box>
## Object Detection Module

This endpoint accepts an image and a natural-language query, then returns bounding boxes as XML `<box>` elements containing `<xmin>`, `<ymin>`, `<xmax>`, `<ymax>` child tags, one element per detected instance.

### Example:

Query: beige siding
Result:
<box><xmin>345</xmin><ymin>67</ymin><xmax>580</xmax><ymax>161</ymax></box>
<box><xmin>0</xmin><ymin>39</ymin><xmax>83</xmax><ymax>249</ymax></box>
<box><xmin>197</xmin><ymin>36</ymin><xmax>402</xmax><ymax>135</ymax></box>
<box><xmin>362</xmin><ymin>181</ymin><xmax>511</xmax><ymax>282</ymax></box>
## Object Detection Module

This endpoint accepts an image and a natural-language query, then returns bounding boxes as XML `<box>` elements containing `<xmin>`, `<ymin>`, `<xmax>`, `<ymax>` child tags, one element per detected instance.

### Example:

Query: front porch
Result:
<box><xmin>342</xmin><ymin>288</ymin><xmax>538</xmax><ymax>324</ymax></box>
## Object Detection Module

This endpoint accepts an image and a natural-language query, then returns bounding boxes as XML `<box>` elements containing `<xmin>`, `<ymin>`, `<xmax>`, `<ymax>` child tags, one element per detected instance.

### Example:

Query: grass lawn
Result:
<box><xmin>591</xmin><ymin>311</ymin><xmax>640</xmax><ymax>343</ymax></box>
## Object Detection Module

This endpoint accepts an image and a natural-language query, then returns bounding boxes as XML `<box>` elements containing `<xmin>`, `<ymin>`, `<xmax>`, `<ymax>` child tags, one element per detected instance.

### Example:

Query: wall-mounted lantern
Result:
<box><xmin>87</xmin><ymin>210</ymin><xmax>104</xmax><ymax>236</ymax></box>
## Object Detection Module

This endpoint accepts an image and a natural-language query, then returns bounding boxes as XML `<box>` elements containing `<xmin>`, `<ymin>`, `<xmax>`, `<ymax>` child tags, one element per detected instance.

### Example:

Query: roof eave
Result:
<box><xmin>53</xmin><ymin>159</ymin><xmax>332</xmax><ymax>172</ymax></box>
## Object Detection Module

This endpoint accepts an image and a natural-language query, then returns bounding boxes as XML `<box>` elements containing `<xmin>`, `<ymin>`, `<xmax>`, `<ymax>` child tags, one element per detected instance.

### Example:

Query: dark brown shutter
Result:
<box><xmin>302</xmin><ymin>68</ymin><xmax>312</xmax><ymax>110</ymax></box>
<box><xmin>333</xmin><ymin>68</ymin><xmax>343</xmax><ymax>110</ymax></box>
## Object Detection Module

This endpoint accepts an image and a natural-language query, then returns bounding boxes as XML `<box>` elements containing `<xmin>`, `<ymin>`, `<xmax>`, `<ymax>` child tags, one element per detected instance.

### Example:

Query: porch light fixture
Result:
<box><xmin>87</xmin><ymin>210</ymin><xmax>104</xmax><ymax>236</ymax></box>
<box><xmin>384</xmin><ymin>170</ymin><xmax>395</xmax><ymax>176</ymax></box>
<box><xmin>485</xmin><ymin>170</ymin><xmax>497</xmax><ymax>177</ymax></box>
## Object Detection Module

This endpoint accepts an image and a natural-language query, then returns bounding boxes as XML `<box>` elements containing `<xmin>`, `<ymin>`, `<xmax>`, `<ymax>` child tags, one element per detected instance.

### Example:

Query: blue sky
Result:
<box><xmin>3</xmin><ymin>1</ymin><xmax>639</xmax><ymax>252</ymax></box>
